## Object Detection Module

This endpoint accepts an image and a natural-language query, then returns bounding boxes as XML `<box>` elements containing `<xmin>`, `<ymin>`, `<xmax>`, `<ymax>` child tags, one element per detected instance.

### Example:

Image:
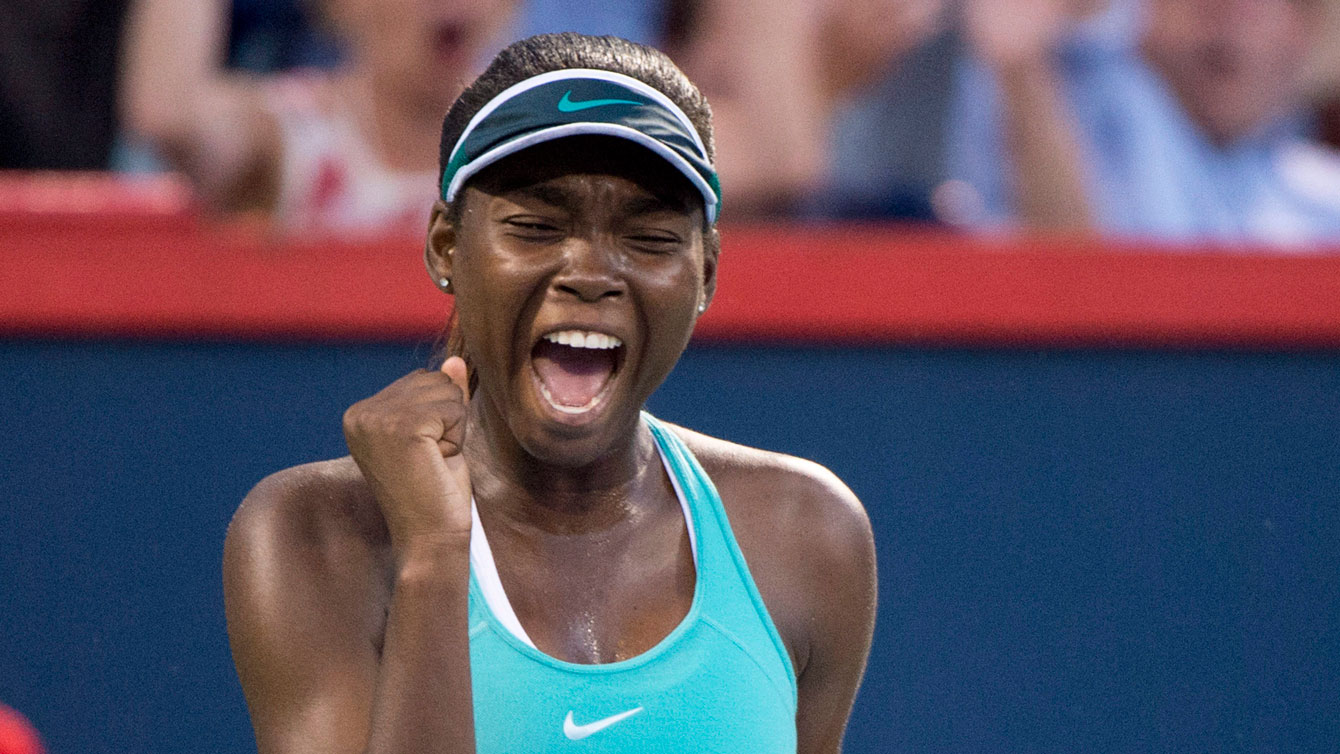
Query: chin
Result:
<box><xmin>513</xmin><ymin>412</ymin><xmax>638</xmax><ymax>470</ymax></box>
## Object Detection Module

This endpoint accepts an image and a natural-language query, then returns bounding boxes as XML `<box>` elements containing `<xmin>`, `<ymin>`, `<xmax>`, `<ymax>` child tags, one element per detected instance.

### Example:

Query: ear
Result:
<box><xmin>424</xmin><ymin>199</ymin><xmax>457</xmax><ymax>289</ymax></box>
<box><xmin>699</xmin><ymin>227</ymin><xmax>720</xmax><ymax>314</ymax></box>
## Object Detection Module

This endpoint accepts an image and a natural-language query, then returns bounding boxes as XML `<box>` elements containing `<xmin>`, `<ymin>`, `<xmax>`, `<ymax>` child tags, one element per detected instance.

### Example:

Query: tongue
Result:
<box><xmin>532</xmin><ymin>340</ymin><xmax>616</xmax><ymax>408</ymax></box>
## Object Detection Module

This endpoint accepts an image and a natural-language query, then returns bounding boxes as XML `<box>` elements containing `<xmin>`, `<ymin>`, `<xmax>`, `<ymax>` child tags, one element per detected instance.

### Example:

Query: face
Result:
<box><xmin>1143</xmin><ymin>0</ymin><xmax>1323</xmax><ymax>143</ymax></box>
<box><xmin>324</xmin><ymin>0</ymin><xmax>517</xmax><ymax>108</ymax></box>
<box><xmin>428</xmin><ymin>137</ymin><xmax>715</xmax><ymax>468</ymax></box>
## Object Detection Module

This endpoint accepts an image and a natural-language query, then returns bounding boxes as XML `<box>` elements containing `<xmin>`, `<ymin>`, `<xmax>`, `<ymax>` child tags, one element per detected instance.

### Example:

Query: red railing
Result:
<box><xmin>4</xmin><ymin>173</ymin><xmax>1340</xmax><ymax>347</ymax></box>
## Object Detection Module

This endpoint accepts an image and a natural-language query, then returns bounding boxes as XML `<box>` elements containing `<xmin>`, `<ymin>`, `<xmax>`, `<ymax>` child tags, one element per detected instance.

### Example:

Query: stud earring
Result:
<box><xmin>697</xmin><ymin>301</ymin><xmax>707</xmax><ymax>313</ymax></box>
<box><xmin>438</xmin><ymin>277</ymin><xmax>452</xmax><ymax>292</ymax></box>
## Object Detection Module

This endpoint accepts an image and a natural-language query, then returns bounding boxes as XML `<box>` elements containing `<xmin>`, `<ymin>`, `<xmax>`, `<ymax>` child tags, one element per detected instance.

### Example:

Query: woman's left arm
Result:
<box><xmin>790</xmin><ymin>476</ymin><xmax>878</xmax><ymax>754</ymax></box>
<box><xmin>686</xmin><ymin>434</ymin><xmax>879</xmax><ymax>752</ymax></box>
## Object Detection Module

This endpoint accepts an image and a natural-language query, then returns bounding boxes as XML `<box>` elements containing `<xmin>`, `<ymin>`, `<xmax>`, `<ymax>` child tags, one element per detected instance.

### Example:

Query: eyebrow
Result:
<box><xmin>509</xmin><ymin>184</ymin><xmax>692</xmax><ymax>218</ymax></box>
<box><xmin>620</xmin><ymin>194</ymin><xmax>692</xmax><ymax>217</ymax></box>
<box><xmin>511</xmin><ymin>184</ymin><xmax>573</xmax><ymax>208</ymax></box>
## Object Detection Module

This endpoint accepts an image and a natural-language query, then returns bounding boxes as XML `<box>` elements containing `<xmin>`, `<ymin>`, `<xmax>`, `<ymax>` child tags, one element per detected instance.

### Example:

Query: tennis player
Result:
<box><xmin>224</xmin><ymin>32</ymin><xmax>877</xmax><ymax>754</ymax></box>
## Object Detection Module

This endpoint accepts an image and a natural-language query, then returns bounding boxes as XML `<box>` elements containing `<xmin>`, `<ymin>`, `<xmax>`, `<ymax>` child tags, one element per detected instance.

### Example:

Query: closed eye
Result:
<box><xmin>503</xmin><ymin>216</ymin><xmax>564</xmax><ymax>240</ymax></box>
<box><xmin>625</xmin><ymin>232</ymin><xmax>685</xmax><ymax>253</ymax></box>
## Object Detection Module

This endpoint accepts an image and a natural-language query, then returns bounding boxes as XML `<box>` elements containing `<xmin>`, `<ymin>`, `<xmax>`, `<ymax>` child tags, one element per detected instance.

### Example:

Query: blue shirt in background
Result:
<box><xmin>946</xmin><ymin>0</ymin><xmax>1340</xmax><ymax>248</ymax></box>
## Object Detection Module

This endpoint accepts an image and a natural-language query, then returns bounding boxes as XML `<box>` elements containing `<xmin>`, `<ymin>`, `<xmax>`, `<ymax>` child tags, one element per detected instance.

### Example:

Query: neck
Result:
<box><xmin>462</xmin><ymin>391</ymin><xmax>661</xmax><ymax>535</ymax></box>
<box><xmin>337</xmin><ymin>68</ymin><xmax>450</xmax><ymax>173</ymax></box>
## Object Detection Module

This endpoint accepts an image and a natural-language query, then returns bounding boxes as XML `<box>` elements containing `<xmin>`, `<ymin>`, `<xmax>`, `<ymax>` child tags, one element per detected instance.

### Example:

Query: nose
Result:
<box><xmin>552</xmin><ymin>236</ymin><xmax>626</xmax><ymax>303</ymax></box>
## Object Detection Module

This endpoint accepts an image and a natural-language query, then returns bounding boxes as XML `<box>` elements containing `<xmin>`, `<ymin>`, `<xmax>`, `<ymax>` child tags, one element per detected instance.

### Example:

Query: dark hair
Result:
<box><xmin>436</xmin><ymin>33</ymin><xmax>719</xmax><ymax>374</ymax></box>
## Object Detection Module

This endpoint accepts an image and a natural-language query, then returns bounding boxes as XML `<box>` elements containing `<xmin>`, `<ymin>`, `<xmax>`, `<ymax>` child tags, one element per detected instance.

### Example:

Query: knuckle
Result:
<box><xmin>381</xmin><ymin>414</ymin><xmax>417</xmax><ymax>438</ymax></box>
<box><xmin>342</xmin><ymin>403</ymin><xmax>368</xmax><ymax>432</ymax></box>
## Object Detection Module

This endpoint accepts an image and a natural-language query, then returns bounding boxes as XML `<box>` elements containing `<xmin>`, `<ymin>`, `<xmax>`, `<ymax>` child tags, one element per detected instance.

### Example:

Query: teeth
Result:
<box><xmin>542</xmin><ymin>330</ymin><xmax>622</xmax><ymax>350</ymax></box>
<box><xmin>537</xmin><ymin>381</ymin><xmax>603</xmax><ymax>414</ymax></box>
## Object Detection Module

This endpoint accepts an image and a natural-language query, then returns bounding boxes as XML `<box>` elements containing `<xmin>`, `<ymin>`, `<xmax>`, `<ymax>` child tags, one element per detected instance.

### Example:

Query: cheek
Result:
<box><xmin>636</xmin><ymin>251</ymin><xmax>703</xmax><ymax>306</ymax></box>
<box><xmin>450</xmin><ymin>235</ymin><xmax>547</xmax><ymax>372</ymax></box>
<box><xmin>640</xmin><ymin>268</ymin><xmax>705</xmax><ymax>351</ymax></box>
<box><xmin>453</xmin><ymin>289</ymin><xmax>523</xmax><ymax>397</ymax></box>
<box><xmin>448</xmin><ymin>249</ymin><xmax>500</xmax><ymax>364</ymax></box>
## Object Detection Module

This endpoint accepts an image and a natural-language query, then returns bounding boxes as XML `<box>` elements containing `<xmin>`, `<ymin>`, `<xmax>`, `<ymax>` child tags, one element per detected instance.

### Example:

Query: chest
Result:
<box><xmin>460</xmin><ymin>442</ymin><xmax>800</xmax><ymax>751</ymax></box>
<box><xmin>467</xmin><ymin>621</ymin><xmax>798</xmax><ymax>753</ymax></box>
<box><xmin>486</xmin><ymin>515</ymin><xmax>696</xmax><ymax>664</ymax></box>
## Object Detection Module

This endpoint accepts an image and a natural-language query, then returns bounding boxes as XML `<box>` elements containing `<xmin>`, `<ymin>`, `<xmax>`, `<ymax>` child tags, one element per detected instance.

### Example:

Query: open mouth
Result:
<box><xmin>531</xmin><ymin>330</ymin><xmax>624</xmax><ymax>415</ymax></box>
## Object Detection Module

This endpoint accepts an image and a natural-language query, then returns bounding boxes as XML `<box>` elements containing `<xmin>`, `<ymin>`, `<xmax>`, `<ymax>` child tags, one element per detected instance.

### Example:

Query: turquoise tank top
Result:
<box><xmin>467</xmin><ymin>414</ymin><xmax>798</xmax><ymax>752</ymax></box>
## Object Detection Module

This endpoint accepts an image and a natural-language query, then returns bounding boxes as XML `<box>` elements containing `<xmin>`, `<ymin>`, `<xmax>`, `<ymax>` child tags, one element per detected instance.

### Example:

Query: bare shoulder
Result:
<box><xmin>670</xmin><ymin>424</ymin><xmax>872</xmax><ymax>550</ymax></box>
<box><xmin>665</xmin><ymin>424</ymin><xmax>876</xmax><ymax>673</ymax></box>
<box><xmin>226</xmin><ymin>457</ymin><xmax>386</xmax><ymax>576</ymax></box>
<box><xmin>223</xmin><ymin>457</ymin><xmax>391</xmax><ymax>656</ymax></box>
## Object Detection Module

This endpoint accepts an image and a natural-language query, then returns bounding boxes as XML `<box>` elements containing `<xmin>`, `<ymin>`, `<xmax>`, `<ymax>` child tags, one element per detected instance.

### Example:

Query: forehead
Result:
<box><xmin>463</xmin><ymin>136</ymin><xmax>702</xmax><ymax>214</ymax></box>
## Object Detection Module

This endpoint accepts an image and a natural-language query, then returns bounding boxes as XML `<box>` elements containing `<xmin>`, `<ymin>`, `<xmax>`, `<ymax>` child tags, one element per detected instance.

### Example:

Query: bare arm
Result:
<box><xmin>964</xmin><ymin>0</ymin><xmax>1097</xmax><ymax>232</ymax></box>
<box><xmin>688</xmin><ymin>430</ymin><xmax>879</xmax><ymax>754</ymax></box>
<box><xmin>788</xmin><ymin>469</ymin><xmax>878</xmax><ymax>753</ymax></box>
<box><xmin>224</xmin><ymin>360</ymin><xmax>479</xmax><ymax>754</ymax></box>
<box><xmin>120</xmin><ymin>0</ymin><xmax>281</xmax><ymax>212</ymax></box>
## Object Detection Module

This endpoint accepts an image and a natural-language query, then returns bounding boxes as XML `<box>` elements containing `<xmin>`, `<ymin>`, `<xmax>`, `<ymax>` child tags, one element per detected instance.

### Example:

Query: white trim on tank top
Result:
<box><xmin>468</xmin><ymin>441</ymin><xmax>698</xmax><ymax>649</ymax></box>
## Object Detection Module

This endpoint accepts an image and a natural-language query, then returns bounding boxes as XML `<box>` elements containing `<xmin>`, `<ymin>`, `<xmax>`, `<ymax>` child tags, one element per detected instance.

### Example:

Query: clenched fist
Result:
<box><xmin>343</xmin><ymin>356</ymin><xmax>473</xmax><ymax>556</ymax></box>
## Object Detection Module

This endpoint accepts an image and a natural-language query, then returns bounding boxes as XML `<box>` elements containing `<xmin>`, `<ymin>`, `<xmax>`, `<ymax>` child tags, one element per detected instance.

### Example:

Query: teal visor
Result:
<box><xmin>441</xmin><ymin>69</ymin><xmax>721</xmax><ymax>224</ymax></box>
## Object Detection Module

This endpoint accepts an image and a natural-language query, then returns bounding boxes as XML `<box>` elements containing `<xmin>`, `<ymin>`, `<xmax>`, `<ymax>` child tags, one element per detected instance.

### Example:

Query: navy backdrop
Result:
<box><xmin>2</xmin><ymin>340</ymin><xmax>1337</xmax><ymax>753</ymax></box>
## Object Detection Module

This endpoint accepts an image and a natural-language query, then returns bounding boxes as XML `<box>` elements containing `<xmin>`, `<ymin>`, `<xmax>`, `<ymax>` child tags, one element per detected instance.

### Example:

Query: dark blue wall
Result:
<box><xmin>2</xmin><ymin>341</ymin><xmax>1337</xmax><ymax>753</ymax></box>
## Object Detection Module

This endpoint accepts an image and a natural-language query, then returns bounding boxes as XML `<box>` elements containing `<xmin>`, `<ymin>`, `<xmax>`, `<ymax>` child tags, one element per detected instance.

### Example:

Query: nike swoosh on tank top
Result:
<box><xmin>466</xmin><ymin>413</ymin><xmax>798</xmax><ymax>752</ymax></box>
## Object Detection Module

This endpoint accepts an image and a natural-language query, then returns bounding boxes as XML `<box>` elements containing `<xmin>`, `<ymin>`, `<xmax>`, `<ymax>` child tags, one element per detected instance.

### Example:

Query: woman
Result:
<box><xmin>120</xmin><ymin>0</ymin><xmax>516</xmax><ymax>235</ymax></box>
<box><xmin>223</xmin><ymin>33</ymin><xmax>877</xmax><ymax>753</ymax></box>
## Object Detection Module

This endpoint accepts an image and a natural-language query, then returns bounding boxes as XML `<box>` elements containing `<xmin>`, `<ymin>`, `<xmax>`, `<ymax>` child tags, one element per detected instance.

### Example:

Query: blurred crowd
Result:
<box><xmin>3</xmin><ymin>0</ymin><xmax>1340</xmax><ymax>247</ymax></box>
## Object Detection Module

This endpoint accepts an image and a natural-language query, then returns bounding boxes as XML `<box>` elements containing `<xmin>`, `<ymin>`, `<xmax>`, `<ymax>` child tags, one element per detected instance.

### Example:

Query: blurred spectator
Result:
<box><xmin>664</xmin><ymin>0</ymin><xmax>945</xmax><ymax>217</ymax></box>
<box><xmin>120</xmin><ymin>0</ymin><xmax>516</xmax><ymax>235</ymax></box>
<box><xmin>943</xmin><ymin>0</ymin><xmax>1340</xmax><ymax>246</ymax></box>
<box><xmin>120</xmin><ymin>0</ymin><xmax>935</xmax><ymax>223</ymax></box>
<box><xmin>945</xmin><ymin>0</ymin><xmax>1127</xmax><ymax>232</ymax></box>
<box><xmin>819</xmin><ymin>29</ymin><xmax>959</xmax><ymax>221</ymax></box>
<box><xmin>512</xmin><ymin>0</ymin><xmax>943</xmax><ymax>217</ymax></box>
<box><xmin>1135</xmin><ymin>0</ymin><xmax>1340</xmax><ymax>244</ymax></box>
<box><xmin>0</xmin><ymin>0</ymin><xmax>130</xmax><ymax>169</ymax></box>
